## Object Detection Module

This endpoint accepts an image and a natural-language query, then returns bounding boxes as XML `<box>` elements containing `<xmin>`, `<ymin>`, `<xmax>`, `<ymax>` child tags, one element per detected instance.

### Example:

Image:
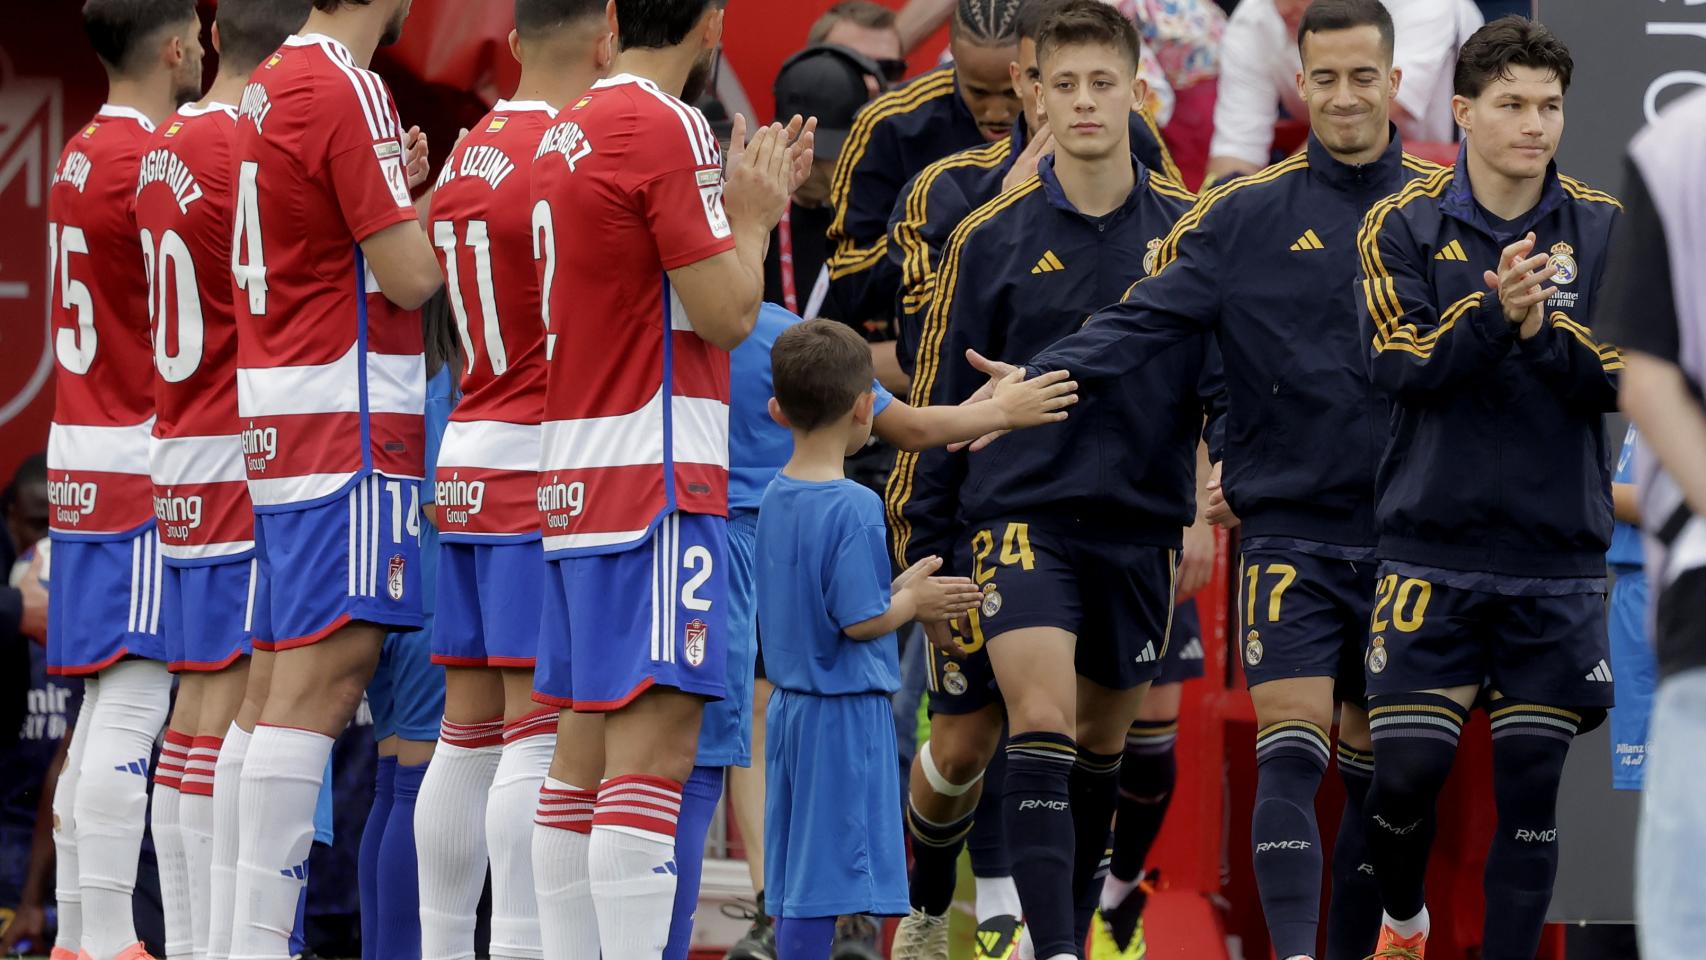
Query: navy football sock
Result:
<box><xmin>1004</xmin><ymin>731</ymin><xmax>1078</xmax><ymax>958</ymax></box>
<box><xmin>1325</xmin><ymin>744</ymin><xmax>1382</xmax><ymax>960</ymax></box>
<box><xmin>1366</xmin><ymin>695</ymin><xmax>1469</xmax><ymax>923</ymax></box>
<box><xmin>358</xmin><ymin>756</ymin><xmax>397</xmax><ymax>960</ymax></box>
<box><xmin>907</xmin><ymin>800</ymin><xmax>976</xmax><ymax>916</ymax></box>
<box><xmin>1251</xmin><ymin>721</ymin><xmax>1330</xmax><ymax>959</ymax></box>
<box><xmin>1482</xmin><ymin>703</ymin><xmax>1576</xmax><ymax>960</ymax></box>
<box><xmin>664</xmin><ymin>765</ymin><xmax>725</xmax><ymax>960</ymax></box>
<box><xmin>377</xmin><ymin>759</ymin><xmax>426</xmax><ymax>959</ymax></box>
<box><xmin>1110</xmin><ymin>718</ymin><xmax>1178</xmax><ymax>884</ymax></box>
<box><xmin>967</xmin><ymin>738</ymin><xmax>1011</xmax><ymax>879</ymax></box>
<box><xmin>1069</xmin><ymin>746</ymin><xmax>1122</xmax><ymax>945</ymax></box>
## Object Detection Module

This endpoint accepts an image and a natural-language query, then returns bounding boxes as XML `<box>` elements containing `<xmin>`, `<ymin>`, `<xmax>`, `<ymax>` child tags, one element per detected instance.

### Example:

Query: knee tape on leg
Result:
<box><xmin>920</xmin><ymin>740</ymin><xmax>984</xmax><ymax>798</ymax></box>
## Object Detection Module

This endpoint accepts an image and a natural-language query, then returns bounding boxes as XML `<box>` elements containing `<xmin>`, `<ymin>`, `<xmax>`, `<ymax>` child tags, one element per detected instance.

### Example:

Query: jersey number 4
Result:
<box><xmin>232</xmin><ymin>160</ymin><xmax>268</xmax><ymax>316</ymax></box>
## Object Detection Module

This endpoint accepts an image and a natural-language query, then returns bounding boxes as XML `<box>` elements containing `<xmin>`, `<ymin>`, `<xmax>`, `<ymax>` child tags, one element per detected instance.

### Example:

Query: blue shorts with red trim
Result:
<box><xmin>252</xmin><ymin>474</ymin><xmax>424</xmax><ymax>651</ymax></box>
<box><xmin>161</xmin><ymin>558</ymin><xmax>260</xmax><ymax>672</ymax></box>
<box><xmin>369</xmin><ymin>627</ymin><xmax>445</xmax><ymax>742</ymax></box>
<box><xmin>433</xmin><ymin>539</ymin><xmax>544</xmax><ymax>668</ymax></box>
<box><xmin>534</xmin><ymin>512</ymin><xmax>729</xmax><ymax>712</ymax></box>
<box><xmin>47</xmin><ymin>527</ymin><xmax>168</xmax><ymax>675</ymax></box>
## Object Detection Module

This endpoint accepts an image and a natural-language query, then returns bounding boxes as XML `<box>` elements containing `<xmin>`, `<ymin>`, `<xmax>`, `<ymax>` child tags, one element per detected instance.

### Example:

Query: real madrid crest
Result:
<box><xmin>1368</xmin><ymin>636</ymin><xmax>1388</xmax><ymax>674</ymax></box>
<box><xmin>942</xmin><ymin>662</ymin><xmax>968</xmax><ymax>696</ymax></box>
<box><xmin>1244</xmin><ymin>629</ymin><xmax>1263</xmax><ymax>667</ymax></box>
<box><xmin>1143</xmin><ymin>237</ymin><xmax>1163</xmax><ymax>276</ymax></box>
<box><xmin>981</xmin><ymin>584</ymin><xmax>1003</xmax><ymax>618</ymax></box>
<box><xmin>1547</xmin><ymin>241</ymin><xmax>1577</xmax><ymax>285</ymax></box>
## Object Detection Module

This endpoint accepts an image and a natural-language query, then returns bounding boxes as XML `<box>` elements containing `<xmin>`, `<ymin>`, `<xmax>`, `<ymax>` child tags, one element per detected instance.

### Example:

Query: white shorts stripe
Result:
<box><xmin>368</xmin><ymin>476</ymin><xmax>381</xmax><ymax>597</ymax></box>
<box><xmin>129</xmin><ymin>535</ymin><xmax>143</xmax><ymax>633</ymax></box>
<box><xmin>149</xmin><ymin>534</ymin><xmax>164</xmax><ymax>634</ymax></box>
<box><xmin>649</xmin><ymin>529</ymin><xmax>661</xmax><ymax>664</ymax></box>
<box><xmin>244</xmin><ymin>557</ymin><xmax>259</xmax><ymax>632</ymax></box>
<box><xmin>665</xmin><ymin>514</ymin><xmax>679</xmax><ymax>665</ymax></box>
<box><xmin>347</xmin><ymin>486</ymin><xmax>359</xmax><ymax>597</ymax></box>
<box><xmin>137</xmin><ymin>534</ymin><xmax>153</xmax><ymax>635</ymax></box>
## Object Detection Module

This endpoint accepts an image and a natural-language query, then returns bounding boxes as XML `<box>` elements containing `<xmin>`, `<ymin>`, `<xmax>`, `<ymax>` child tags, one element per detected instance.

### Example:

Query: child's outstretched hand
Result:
<box><xmin>992</xmin><ymin>367</ymin><xmax>1077</xmax><ymax>430</ymax></box>
<box><xmin>892</xmin><ymin>556</ymin><xmax>983</xmax><ymax>624</ymax></box>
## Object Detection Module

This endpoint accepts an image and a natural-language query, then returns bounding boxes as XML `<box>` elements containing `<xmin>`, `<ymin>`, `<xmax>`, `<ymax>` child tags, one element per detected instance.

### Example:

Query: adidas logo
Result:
<box><xmin>1288</xmin><ymin>228</ymin><xmax>1324</xmax><ymax>252</ymax></box>
<box><xmin>1030</xmin><ymin>250</ymin><xmax>1065</xmax><ymax>274</ymax></box>
<box><xmin>652</xmin><ymin>860</ymin><xmax>678</xmax><ymax>876</ymax></box>
<box><xmin>279</xmin><ymin>862</ymin><xmax>308</xmax><ymax>880</ymax></box>
<box><xmin>1178</xmin><ymin>637</ymin><xmax>1205</xmax><ymax>660</ymax></box>
<box><xmin>1585</xmin><ymin>659</ymin><xmax>1614</xmax><ymax>683</ymax></box>
<box><xmin>1134</xmin><ymin>641</ymin><xmax>1157</xmax><ymax>664</ymax></box>
<box><xmin>1434</xmin><ymin>239</ymin><xmax>1468</xmax><ymax>262</ymax></box>
<box><xmin>114</xmin><ymin>758</ymin><xmax>149</xmax><ymax>776</ymax></box>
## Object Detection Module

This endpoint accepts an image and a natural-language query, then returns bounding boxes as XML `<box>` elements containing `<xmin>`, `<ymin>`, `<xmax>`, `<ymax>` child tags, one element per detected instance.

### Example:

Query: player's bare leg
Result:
<box><xmin>231</xmin><ymin>625</ymin><xmax>382</xmax><ymax>959</ymax></box>
<box><xmin>418</xmin><ymin>667</ymin><xmax>504</xmax><ymax>960</ymax></box>
<box><xmin>987</xmin><ymin>627</ymin><xmax>1078</xmax><ymax>960</ymax></box>
<box><xmin>156</xmin><ymin>679</ymin><xmax>204</xmax><ymax>960</ymax></box>
<box><xmin>487</xmin><ymin>669</ymin><xmax>554</xmax><ymax>960</ymax></box>
<box><xmin>1364</xmin><ymin>683</ymin><xmax>1477</xmax><ymax>957</ymax></box>
<box><xmin>894</xmin><ymin>703</ymin><xmax>1004</xmax><ymax>959</ymax></box>
<box><xmin>1072</xmin><ymin>673</ymin><xmax>1150</xmax><ymax>945</ymax></box>
<box><xmin>536</xmin><ymin>709</ymin><xmax>606</xmax><ymax>960</ymax></box>
<box><xmin>1099</xmin><ymin>682</ymin><xmax>1184</xmax><ymax>954</ymax></box>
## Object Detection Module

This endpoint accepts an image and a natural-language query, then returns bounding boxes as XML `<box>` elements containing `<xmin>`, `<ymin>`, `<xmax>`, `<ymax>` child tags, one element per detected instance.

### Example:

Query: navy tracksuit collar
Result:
<box><xmin>1439</xmin><ymin>140</ymin><xmax>1569</xmax><ymax>242</ymax></box>
<box><xmin>1037</xmin><ymin>152</ymin><xmax>1150</xmax><ymax>222</ymax></box>
<box><xmin>1304</xmin><ymin>124</ymin><xmax>1406</xmax><ymax>192</ymax></box>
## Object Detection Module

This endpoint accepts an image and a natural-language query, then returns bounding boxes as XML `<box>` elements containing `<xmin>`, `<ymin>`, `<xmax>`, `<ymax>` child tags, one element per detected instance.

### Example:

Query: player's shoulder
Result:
<box><xmin>949</xmin><ymin>174</ymin><xmax>1045</xmax><ymax>250</ymax></box>
<box><xmin>1557</xmin><ymin>172</ymin><xmax>1623</xmax><ymax>214</ymax></box>
<box><xmin>1188</xmin><ymin>152</ymin><xmax>1312</xmax><ymax>223</ymax></box>
<box><xmin>579</xmin><ymin>75</ymin><xmax>719</xmax><ymax>168</ymax></box>
<box><xmin>71</xmin><ymin>107</ymin><xmax>156</xmax><ymax>160</ymax></box>
<box><xmin>282</xmin><ymin>35</ymin><xmax>403</xmax><ymax>140</ymax></box>
<box><xmin>827</xmin><ymin>480</ymin><xmax>886</xmax><ymax>531</ymax></box>
<box><xmin>850</xmin><ymin>66</ymin><xmax>958</xmax><ymax>140</ymax></box>
<box><xmin>1363</xmin><ymin>162</ymin><xmax>1456</xmax><ymax>240</ymax></box>
<box><xmin>1144</xmin><ymin>170</ymin><xmax>1197</xmax><ymax>208</ymax></box>
<box><xmin>162</xmin><ymin>105</ymin><xmax>238</xmax><ymax>153</ymax></box>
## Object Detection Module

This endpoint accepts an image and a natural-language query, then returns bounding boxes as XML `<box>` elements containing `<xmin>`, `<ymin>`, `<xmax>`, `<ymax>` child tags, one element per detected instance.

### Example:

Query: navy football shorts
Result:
<box><xmin>1157</xmin><ymin>597</ymin><xmax>1207</xmax><ymax>685</ymax></box>
<box><xmin>927</xmin><ymin>518</ymin><xmax>1176</xmax><ymax>709</ymax></box>
<box><xmin>1237</xmin><ymin>547</ymin><xmax>1376</xmax><ymax>704</ymax></box>
<box><xmin>1363</xmin><ymin>563</ymin><xmax>1614</xmax><ymax>712</ymax></box>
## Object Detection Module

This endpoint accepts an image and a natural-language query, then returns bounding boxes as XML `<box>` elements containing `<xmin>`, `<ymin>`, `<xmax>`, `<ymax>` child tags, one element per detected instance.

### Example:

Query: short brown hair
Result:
<box><xmin>807</xmin><ymin>1</ymin><xmax>897</xmax><ymax>45</ymax></box>
<box><xmin>1297</xmin><ymin>0</ymin><xmax>1394</xmax><ymax>61</ymax></box>
<box><xmin>771</xmin><ymin>320</ymin><xmax>875</xmax><ymax>431</ymax></box>
<box><xmin>1454</xmin><ymin>16</ymin><xmax>1573</xmax><ymax>99</ymax></box>
<box><xmin>312</xmin><ymin>0</ymin><xmax>372</xmax><ymax>10</ymax></box>
<box><xmin>218</xmin><ymin>0</ymin><xmax>310</xmax><ymax>71</ymax></box>
<box><xmin>1035</xmin><ymin>0</ymin><xmax>1140</xmax><ymax>72</ymax></box>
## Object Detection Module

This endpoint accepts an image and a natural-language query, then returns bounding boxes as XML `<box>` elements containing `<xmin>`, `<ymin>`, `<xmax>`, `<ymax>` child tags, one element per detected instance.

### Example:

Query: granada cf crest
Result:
<box><xmin>1547</xmin><ymin>242</ymin><xmax>1577</xmax><ymax>285</ymax></box>
<box><xmin>1368</xmin><ymin>636</ymin><xmax>1389</xmax><ymax>674</ymax></box>
<box><xmin>684</xmin><ymin>618</ymin><xmax>708</xmax><ymax>667</ymax></box>
<box><xmin>387</xmin><ymin>555</ymin><xmax>406</xmax><ymax>600</ymax></box>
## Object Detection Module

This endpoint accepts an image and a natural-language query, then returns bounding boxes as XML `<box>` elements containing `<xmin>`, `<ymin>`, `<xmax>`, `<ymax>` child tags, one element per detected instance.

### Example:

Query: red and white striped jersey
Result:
<box><xmin>231</xmin><ymin>34</ymin><xmax>425</xmax><ymax>511</ymax></box>
<box><xmin>532</xmin><ymin>75</ymin><xmax>735</xmax><ymax>558</ymax></box>
<box><xmin>135</xmin><ymin>103</ymin><xmax>256</xmax><ymax>562</ymax></box>
<box><xmin>47</xmin><ymin>105</ymin><xmax>157</xmax><ymax>539</ymax></box>
<box><xmin>427</xmin><ymin>100</ymin><xmax>556</xmax><ymax>541</ymax></box>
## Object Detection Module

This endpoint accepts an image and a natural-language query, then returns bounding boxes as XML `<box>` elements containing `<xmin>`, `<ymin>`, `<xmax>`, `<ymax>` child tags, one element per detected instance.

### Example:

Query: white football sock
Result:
<box><xmin>416</xmin><ymin>718</ymin><xmax>503</xmax><ymax>960</ymax></box>
<box><xmin>488</xmin><ymin>719</ymin><xmax>554</xmax><ymax>959</ymax></box>
<box><xmin>532</xmin><ymin>778</ymin><xmax>598</xmax><ymax>960</ymax></box>
<box><xmin>207</xmin><ymin>724</ymin><xmax>250</xmax><ymax>960</ymax></box>
<box><xmin>589</xmin><ymin>775</ymin><xmax>683</xmax><ymax>960</ymax></box>
<box><xmin>51</xmin><ymin>679</ymin><xmax>97</xmax><ymax>956</ymax></box>
<box><xmin>75</xmin><ymin>659</ymin><xmax>171</xmax><ymax>959</ymax></box>
<box><xmin>229</xmin><ymin>724</ymin><xmax>334</xmax><ymax>960</ymax></box>
<box><xmin>1384</xmin><ymin>905</ymin><xmax>1430</xmax><ymax>939</ymax></box>
<box><xmin>182</xmin><ymin>736</ymin><xmax>221</xmax><ymax>960</ymax></box>
<box><xmin>152</xmin><ymin>759</ymin><xmax>192</xmax><ymax>960</ymax></box>
<box><xmin>975</xmin><ymin>874</ymin><xmax>1023</xmax><ymax>923</ymax></box>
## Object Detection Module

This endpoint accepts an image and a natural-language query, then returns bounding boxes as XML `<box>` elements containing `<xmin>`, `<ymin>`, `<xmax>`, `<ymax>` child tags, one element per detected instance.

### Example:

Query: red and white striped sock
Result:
<box><xmin>181</xmin><ymin>736</ymin><xmax>221</xmax><ymax>960</ymax></box>
<box><xmin>417</xmin><ymin>717</ymin><xmax>503</xmax><ymax>960</ymax></box>
<box><xmin>533</xmin><ymin>779</ymin><xmax>598</xmax><ymax>960</ymax></box>
<box><xmin>154</xmin><ymin>729</ymin><xmax>194</xmax><ymax>960</ymax></box>
<box><xmin>589</xmin><ymin>775</ymin><xmax>683</xmax><ymax>958</ymax></box>
<box><xmin>487</xmin><ymin>711</ymin><xmax>555</xmax><ymax>960</ymax></box>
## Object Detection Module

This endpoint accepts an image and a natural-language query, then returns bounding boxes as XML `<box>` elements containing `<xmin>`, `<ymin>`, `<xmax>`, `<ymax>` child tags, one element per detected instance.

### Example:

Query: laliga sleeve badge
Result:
<box><xmin>1143</xmin><ymin>237</ymin><xmax>1163</xmax><ymax>276</ymax></box>
<box><xmin>980</xmin><ymin>584</ymin><xmax>1003</xmax><ymax>619</ymax></box>
<box><xmin>387</xmin><ymin>555</ymin><xmax>406</xmax><ymax>601</ymax></box>
<box><xmin>684</xmin><ymin>619</ymin><xmax>708</xmax><ymax>667</ymax></box>
<box><xmin>1368</xmin><ymin>636</ymin><xmax>1388</xmax><ymax>675</ymax></box>
<box><xmin>941</xmin><ymin>662</ymin><xmax>968</xmax><ymax>696</ymax></box>
<box><xmin>1244</xmin><ymin>629</ymin><xmax>1263</xmax><ymax>667</ymax></box>
<box><xmin>1547</xmin><ymin>242</ymin><xmax>1577</xmax><ymax>285</ymax></box>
